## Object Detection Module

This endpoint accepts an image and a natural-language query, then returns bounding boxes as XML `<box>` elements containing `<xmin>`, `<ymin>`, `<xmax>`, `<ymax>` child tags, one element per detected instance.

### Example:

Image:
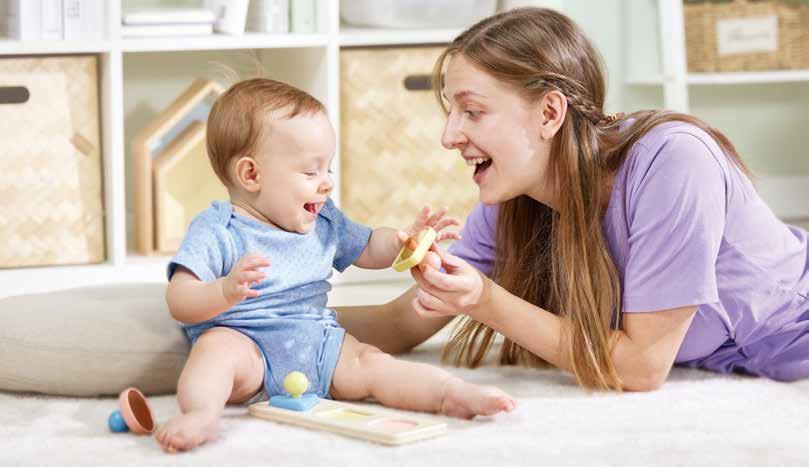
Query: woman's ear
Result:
<box><xmin>233</xmin><ymin>155</ymin><xmax>261</xmax><ymax>193</ymax></box>
<box><xmin>538</xmin><ymin>90</ymin><xmax>567</xmax><ymax>140</ymax></box>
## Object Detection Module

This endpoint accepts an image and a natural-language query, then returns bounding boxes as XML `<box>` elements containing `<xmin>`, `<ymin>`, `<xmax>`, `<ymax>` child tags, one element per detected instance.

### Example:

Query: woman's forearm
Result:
<box><xmin>335</xmin><ymin>285</ymin><xmax>453</xmax><ymax>354</ymax></box>
<box><xmin>472</xmin><ymin>281</ymin><xmax>664</xmax><ymax>391</ymax></box>
<box><xmin>472</xmin><ymin>281</ymin><xmax>571</xmax><ymax>370</ymax></box>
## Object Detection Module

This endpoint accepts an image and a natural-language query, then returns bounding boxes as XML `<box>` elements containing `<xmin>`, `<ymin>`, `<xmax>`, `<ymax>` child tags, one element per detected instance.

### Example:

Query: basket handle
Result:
<box><xmin>403</xmin><ymin>74</ymin><xmax>434</xmax><ymax>91</ymax></box>
<box><xmin>0</xmin><ymin>86</ymin><xmax>30</xmax><ymax>104</ymax></box>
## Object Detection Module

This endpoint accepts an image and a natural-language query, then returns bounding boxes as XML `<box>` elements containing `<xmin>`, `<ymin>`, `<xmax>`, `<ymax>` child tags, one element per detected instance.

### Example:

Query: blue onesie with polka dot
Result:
<box><xmin>167</xmin><ymin>199</ymin><xmax>372</xmax><ymax>399</ymax></box>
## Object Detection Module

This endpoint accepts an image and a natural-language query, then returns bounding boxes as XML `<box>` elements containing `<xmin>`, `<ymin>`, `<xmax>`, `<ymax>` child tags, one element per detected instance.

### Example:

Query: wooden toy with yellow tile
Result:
<box><xmin>248</xmin><ymin>371</ymin><xmax>446</xmax><ymax>445</ymax></box>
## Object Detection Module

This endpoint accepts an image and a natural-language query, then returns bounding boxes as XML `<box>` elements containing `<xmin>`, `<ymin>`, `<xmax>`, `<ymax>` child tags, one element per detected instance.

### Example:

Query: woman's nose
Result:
<box><xmin>441</xmin><ymin>113</ymin><xmax>467</xmax><ymax>150</ymax></box>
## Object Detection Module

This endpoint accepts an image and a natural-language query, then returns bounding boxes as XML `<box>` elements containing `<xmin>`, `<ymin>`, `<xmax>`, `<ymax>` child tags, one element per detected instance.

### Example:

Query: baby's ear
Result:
<box><xmin>234</xmin><ymin>156</ymin><xmax>261</xmax><ymax>192</ymax></box>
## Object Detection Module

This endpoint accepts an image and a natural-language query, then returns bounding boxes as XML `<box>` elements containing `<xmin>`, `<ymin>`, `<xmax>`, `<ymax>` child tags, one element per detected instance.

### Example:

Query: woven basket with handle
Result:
<box><xmin>340</xmin><ymin>46</ymin><xmax>478</xmax><ymax>230</ymax></box>
<box><xmin>684</xmin><ymin>0</ymin><xmax>809</xmax><ymax>72</ymax></box>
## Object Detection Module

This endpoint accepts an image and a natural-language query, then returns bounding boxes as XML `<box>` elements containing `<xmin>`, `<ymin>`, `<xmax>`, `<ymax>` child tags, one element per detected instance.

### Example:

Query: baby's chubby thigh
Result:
<box><xmin>329</xmin><ymin>333</ymin><xmax>394</xmax><ymax>401</ymax></box>
<box><xmin>193</xmin><ymin>327</ymin><xmax>265</xmax><ymax>404</ymax></box>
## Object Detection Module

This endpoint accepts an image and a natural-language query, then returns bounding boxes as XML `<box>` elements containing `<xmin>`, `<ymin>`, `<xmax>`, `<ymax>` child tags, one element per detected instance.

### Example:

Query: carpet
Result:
<box><xmin>2</xmin><ymin>333</ymin><xmax>808</xmax><ymax>467</ymax></box>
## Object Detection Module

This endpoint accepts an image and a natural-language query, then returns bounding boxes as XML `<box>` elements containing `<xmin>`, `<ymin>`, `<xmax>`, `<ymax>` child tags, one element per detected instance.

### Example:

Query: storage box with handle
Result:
<box><xmin>684</xmin><ymin>0</ymin><xmax>809</xmax><ymax>72</ymax></box>
<box><xmin>0</xmin><ymin>55</ymin><xmax>105</xmax><ymax>268</ymax></box>
<box><xmin>340</xmin><ymin>46</ymin><xmax>478</xmax><ymax>231</ymax></box>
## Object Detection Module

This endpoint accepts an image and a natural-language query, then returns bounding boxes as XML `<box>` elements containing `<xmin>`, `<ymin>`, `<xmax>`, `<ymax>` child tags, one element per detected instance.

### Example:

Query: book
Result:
<box><xmin>63</xmin><ymin>0</ymin><xmax>104</xmax><ymax>40</ymax></box>
<box><xmin>41</xmin><ymin>0</ymin><xmax>62</xmax><ymax>40</ymax></box>
<box><xmin>122</xmin><ymin>9</ymin><xmax>215</xmax><ymax>26</ymax></box>
<box><xmin>120</xmin><ymin>23</ymin><xmax>214</xmax><ymax>38</ymax></box>
<box><xmin>5</xmin><ymin>1</ymin><xmax>42</xmax><ymax>40</ymax></box>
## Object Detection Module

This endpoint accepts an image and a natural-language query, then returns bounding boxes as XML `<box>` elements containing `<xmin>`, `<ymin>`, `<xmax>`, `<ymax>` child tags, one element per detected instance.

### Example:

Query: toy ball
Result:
<box><xmin>284</xmin><ymin>371</ymin><xmax>309</xmax><ymax>398</ymax></box>
<box><xmin>108</xmin><ymin>410</ymin><xmax>129</xmax><ymax>433</ymax></box>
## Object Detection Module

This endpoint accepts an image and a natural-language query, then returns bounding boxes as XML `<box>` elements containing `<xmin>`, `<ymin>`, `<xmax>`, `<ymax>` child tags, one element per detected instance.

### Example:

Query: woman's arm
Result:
<box><xmin>334</xmin><ymin>285</ymin><xmax>454</xmax><ymax>355</ymax></box>
<box><xmin>476</xmin><ymin>280</ymin><xmax>696</xmax><ymax>391</ymax></box>
<box><xmin>411</xmin><ymin>246</ymin><xmax>696</xmax><ymax>391</ymax></box>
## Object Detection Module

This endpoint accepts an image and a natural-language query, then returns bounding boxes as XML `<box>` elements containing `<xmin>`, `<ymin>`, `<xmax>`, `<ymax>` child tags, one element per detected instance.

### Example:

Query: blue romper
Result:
<box><xmin>167</xmin><ymin>199</ymin><xmax>372</xmax><ymax>398</ymax></box>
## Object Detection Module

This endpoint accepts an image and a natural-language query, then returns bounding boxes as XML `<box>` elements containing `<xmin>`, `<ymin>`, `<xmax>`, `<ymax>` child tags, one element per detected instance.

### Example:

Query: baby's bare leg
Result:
<box><xmin>155</xmin><ymin>327</ymin><xmax>264</xmax><ymax>453</ymax></box>
<box><xmin>330</xmin><ymin>333</ymin><xmax>515</xmax><ymax>419</ymax></box>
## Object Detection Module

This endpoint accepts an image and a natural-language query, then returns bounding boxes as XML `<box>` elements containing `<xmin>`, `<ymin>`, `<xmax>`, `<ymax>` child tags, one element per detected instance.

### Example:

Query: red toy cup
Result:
<box><xmin>118</xmin><ymin>387</ymin><xmax>155</xmax><ymax>435</ymax></box>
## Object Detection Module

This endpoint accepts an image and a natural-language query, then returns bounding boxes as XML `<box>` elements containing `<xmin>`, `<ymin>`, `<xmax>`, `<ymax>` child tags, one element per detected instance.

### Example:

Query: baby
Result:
<box><xmin>156</xmin><ymin>78</ymin><xmax>515</xmax><ymax>452</ymax></box>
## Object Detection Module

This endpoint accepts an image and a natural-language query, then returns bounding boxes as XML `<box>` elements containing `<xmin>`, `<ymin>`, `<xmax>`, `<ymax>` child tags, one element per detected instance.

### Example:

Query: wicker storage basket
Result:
<box><xmin>684</xmin><ymin>0</ymin><xmax>809</xmax><ymax>72</ymax></box>
<box><xmin>340</xmin><ymin>46</ymin><xmax>477</xmax><ymax>230</ymax></box>
<box><xmin>0</xmin><ymin>55</ymin><xmax>105</xmax><ymax>268</ymax></box>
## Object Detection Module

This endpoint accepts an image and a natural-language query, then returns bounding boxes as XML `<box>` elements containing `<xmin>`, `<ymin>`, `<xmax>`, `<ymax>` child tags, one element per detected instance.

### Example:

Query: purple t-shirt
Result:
<box><xmin>449</xmin><ymin>121</ymin><xmax>809</xmax><ymax>381</ymax></box>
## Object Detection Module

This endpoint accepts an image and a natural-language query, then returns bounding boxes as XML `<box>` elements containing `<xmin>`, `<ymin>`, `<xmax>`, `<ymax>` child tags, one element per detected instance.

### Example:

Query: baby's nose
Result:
<box><xmin>318</xmin><ymin>180</ymin><xmax>333</xmax><ymax>193</ymax></box>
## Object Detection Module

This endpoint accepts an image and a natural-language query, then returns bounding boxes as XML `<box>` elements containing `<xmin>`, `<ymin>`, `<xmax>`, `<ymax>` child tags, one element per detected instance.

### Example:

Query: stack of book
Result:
<box><xmin>1</xmin><ymin>0</ymin><xmax>104</xmax><ymax>40</ymax></box>
<box><xmin>121</xmin><ymin>9</ymin><xmax>216</xmax><ymax>38</ymax></box>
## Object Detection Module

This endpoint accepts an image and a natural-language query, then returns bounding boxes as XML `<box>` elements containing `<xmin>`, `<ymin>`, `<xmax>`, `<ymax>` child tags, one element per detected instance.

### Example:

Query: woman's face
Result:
<box><xmin>441</xmin><ymin>54</ymin><xmax>555</xmax><ymax>206</ymax></box>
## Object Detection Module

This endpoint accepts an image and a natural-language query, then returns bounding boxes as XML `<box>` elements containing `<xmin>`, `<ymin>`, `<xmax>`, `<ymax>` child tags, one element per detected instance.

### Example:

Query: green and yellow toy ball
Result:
<box><xmin>284</xmin><ymin>371</ymin><xmax>309</xmax><ymax>398</ymax></box>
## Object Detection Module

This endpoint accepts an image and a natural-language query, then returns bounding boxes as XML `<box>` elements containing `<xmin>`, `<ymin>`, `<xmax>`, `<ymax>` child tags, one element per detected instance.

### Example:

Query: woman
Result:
<box><xmin>337</xmin><ymin>7</ymin><xmax>809</xmax><ymax>391</ymax></box>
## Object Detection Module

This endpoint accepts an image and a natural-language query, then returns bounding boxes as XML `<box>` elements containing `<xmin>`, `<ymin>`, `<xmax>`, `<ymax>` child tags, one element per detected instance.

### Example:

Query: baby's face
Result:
<box><xmin>252</xmin><ymin>111</ymin><xmax>336</xmax><ymax>234</ymax></box>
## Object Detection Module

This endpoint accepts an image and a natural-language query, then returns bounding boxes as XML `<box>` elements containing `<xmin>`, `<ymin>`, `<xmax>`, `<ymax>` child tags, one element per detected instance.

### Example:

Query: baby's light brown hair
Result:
<box><xmin>206</xmin><ymin>78</ymin><xmax>326</xmax><ymax>186</ymax></box>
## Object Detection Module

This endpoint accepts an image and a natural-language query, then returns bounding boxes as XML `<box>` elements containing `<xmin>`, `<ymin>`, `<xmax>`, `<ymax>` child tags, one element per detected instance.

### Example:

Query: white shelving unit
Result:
<box><xmin>627</xmin><ymin>0</ymin><xmax>809</xmax><ymax>109</ymax></box>
<box><xmin>0</xmin><ymin>0</ymin><xmax>471</xmax><ymax>297</ymax></box>
<box><xmin>626</xmin><ymin>0</ymin><xmax>809</xmax><ymax>222</ymax></box>
<box><xmin>4</xmin><ymin>0</ymin><xmax>806</xmax><ymax>297</ymax></box>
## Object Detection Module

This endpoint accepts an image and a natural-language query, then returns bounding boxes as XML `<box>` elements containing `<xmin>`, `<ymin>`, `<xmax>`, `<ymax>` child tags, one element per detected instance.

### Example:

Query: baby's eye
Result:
<box><xmin>304</xmin><ymin>171</ymin><xmax>317</xmax><ymax>177</ymax></box>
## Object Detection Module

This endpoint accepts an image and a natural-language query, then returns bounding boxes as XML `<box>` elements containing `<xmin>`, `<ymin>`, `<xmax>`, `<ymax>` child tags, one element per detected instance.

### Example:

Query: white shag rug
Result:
<box><xmin>2</xmin><ymin>333</ymin><xmax>808</xmax><ymax>467</ymax></box>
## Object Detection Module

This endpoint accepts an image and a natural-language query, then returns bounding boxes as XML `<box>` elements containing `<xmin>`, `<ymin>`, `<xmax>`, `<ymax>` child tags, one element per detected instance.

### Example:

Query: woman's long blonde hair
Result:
<box><xmin>433</xmin><ymin>7</ymin><xmax>750</xmax><ymax>390</ymax></box>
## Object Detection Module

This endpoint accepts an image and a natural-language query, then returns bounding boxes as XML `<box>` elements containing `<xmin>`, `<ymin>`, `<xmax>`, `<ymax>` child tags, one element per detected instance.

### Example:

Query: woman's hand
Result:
<box><xmin>395</xmin><ymin>206</ymin><xmax>461</xmax><ymax>249</ymax></box>
<box><xmin>410</xmin><ymin>244</ymin><xmax>491</xmax><ymax>319</ymax></box>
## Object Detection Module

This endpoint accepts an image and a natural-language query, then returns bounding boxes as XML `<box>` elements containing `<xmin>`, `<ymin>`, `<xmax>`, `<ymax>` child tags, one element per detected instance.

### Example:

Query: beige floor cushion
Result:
<box><xmin>0</xmin><ymin>283</ymin><xmax>189</xmax><ymax>397</ymax></box>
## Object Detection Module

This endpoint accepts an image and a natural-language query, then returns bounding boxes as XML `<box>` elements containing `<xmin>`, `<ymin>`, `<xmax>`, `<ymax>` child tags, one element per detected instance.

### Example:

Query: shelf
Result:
<box><xmin>688</xmin><ymin>69</ymin><xmax>809</xmax><ymax>85</ymax></box>
<box><xmin>627</xmin><ymin>69</ymin><xmax>809</xmax><ymax>86</ymax></box>
<box><xmin>0</xmin><ymin>39</ymin><xmax>113</xmax><ymax>55</ymax></box>
<box><xmin>0</xmin><ymin>29</ymin><xmax>461</xmax><ymax>56</ymax></box>
<box><xmin>120</xmin><ymin>33</ymin><xmax>330</xmax><ymax>53</ymax></box>
<box><xmin>339</xmin><ymin>26</ymin><xmax>461</xmax><ymax>47</ymax></box>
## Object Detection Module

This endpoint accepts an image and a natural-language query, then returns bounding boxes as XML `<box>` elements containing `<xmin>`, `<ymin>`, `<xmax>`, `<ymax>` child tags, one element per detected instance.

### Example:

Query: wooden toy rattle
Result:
<box><xmin>108</xmin><ymin>387</ymin><xmax>156</xmax><ymax>434</ymax></box>
<box><xmin>391</xmin><ymin>227</ymin><xmax>437</xmax><ymax>272</ymax></box>
<box><xmin>249</xmin><ymin>371</ymin><xmax>446</xmax><ymax>445</ymax></box>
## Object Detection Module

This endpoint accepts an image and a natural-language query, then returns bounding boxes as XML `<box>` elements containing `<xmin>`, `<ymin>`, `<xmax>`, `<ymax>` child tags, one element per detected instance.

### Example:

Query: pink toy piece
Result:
<box><xmin>118</xmin><ymin>387</ymin><xmax>155</xmax><ymax>435</ymax></box>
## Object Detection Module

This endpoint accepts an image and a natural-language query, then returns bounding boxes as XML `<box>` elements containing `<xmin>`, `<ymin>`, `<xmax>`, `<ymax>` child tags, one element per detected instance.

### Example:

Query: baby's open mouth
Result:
<box><xmin>304</xmin><ymin>202</ymin><xmax>322</xmax><ymax>216</ymax></box>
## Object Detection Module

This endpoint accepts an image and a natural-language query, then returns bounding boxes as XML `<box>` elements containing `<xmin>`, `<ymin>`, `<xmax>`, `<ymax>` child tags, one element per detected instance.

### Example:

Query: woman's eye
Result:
<box><xmin>464</xmin><ymin>110</ymin><xmax>480</xmax><ymax>118</ymax></box>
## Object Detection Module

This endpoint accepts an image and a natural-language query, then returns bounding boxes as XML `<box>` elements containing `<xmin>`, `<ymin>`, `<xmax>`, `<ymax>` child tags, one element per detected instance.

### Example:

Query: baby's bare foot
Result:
<box><xmin>154</xmin><ymin>410</ymin><xmax>220</xmax><ymax>453</ymax></box>
<box><xmin>440</xmin><ymin>379</ymin><xmax>516</xmax><ymax>419</ymax></box>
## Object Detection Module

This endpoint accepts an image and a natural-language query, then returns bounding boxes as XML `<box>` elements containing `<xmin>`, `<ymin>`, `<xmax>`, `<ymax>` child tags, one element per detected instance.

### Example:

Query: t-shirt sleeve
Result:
<box><xmin>447</xmin><ymin>203</ymin><xmax>498</xmax><ymax>277</ymax></box>
<box><xmin>321</xmin><ymin>199</ymin><xmax>373</xmax><ymax>272</ymax></box>
<box><xmin>167</xmin><ymin>214</ymin><xmax>233</xmax><ymax>283</ymax></box>
<box><xmin>622</xmin><ymin>133</ymin><xmax>726</xmax><ymax>313</ymax></box>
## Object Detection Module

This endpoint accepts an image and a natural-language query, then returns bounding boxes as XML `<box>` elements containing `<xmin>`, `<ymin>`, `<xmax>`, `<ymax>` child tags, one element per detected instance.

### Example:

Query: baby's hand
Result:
<box><xmin>222</xmin><ymin>253</ymin><xmax>270</xmax><ymax>306</ymax></box>
<box><xmin>396</xmin><ymin>206</ymin><xmax>461</xmax><ymax>250</ymax></box>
